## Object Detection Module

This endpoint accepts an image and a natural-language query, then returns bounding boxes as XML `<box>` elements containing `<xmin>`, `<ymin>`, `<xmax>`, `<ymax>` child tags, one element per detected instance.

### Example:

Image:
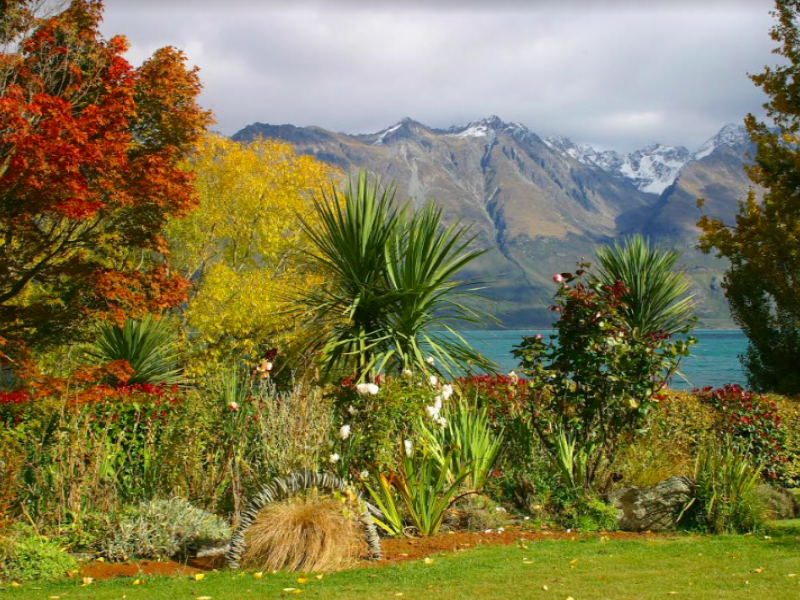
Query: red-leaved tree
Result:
<box><xmin>0</xmin><ymin>0</ymin><xmax>213</xmax><ymax>350</ymax></box>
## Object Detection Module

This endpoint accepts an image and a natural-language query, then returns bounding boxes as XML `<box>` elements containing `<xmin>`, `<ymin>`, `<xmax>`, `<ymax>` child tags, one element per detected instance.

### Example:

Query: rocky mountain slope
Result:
<box><xmin>232</xmin><ymin>117</ymin><xmax>755</xmax><ymax>327</ymax></box>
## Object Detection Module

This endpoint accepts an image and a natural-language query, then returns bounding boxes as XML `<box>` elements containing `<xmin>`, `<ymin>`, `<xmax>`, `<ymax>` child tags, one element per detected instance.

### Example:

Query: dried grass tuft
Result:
<box><xmin>240</xmin><ymin>493</ymin><xmax>367</xmax><ymax>573</ymax></box>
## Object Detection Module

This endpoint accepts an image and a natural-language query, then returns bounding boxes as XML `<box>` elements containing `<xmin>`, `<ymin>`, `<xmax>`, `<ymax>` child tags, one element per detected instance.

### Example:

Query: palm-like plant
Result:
<box><xmin>298</xmin><ymin>171</ymin><xmax>494</xmax><ymax>381</ymax></box>
<box><xmin>85</xmin><ymin>315</ymin><xmax>184</xmax><ymax>385</ymax></box>
<box><xmin>385</xmin><ymin>203</ymin><xmax>493</xmax><ymax>375</ymax></box>
<box><xmin>593</xmin><ymin>235</ymin><xmax>696</xmax><ymax>336</ymax></box>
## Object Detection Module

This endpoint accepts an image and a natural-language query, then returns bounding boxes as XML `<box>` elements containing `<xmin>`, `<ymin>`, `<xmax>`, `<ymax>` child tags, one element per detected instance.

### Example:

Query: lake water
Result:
<box><xmin>462</xmin><ymin>329</ymin><xmax>748</xmax><ymax>391</ymax></box>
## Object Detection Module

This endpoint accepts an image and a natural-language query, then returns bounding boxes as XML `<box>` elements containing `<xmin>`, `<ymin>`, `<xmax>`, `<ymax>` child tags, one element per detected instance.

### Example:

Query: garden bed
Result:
<box><xmin>77</xmin><ymin>528</ymin><xmax>659</xmax><ymax>580</ymax></box>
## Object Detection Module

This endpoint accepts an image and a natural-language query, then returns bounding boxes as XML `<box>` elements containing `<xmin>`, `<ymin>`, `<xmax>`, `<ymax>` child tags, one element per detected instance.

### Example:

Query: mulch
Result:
<box><xmin>79</xmin><ymin>528</ymin><xmax>659</xmax><ymax>581</ymax></box>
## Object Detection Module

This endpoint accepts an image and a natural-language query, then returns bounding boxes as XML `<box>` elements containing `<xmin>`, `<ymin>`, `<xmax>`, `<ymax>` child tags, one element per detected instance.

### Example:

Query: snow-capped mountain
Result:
<box><xmin>545</xmin><ymin>137</ymin><xmax>691</xmax><ymax>195</ymax></box>
<box><xmin>233</xmin><ymin>116</ymin><xmax>755</xmax><ymax>327</ymax></box>
<box><xmin>545</xmin><ymin>123</ymin><xmax>751</xmax><ymax>196</ymax></box>
<box><xmin>693</xmin><ymin>123</ymin><xmax>750</xmax><ymax>160</ymax></box>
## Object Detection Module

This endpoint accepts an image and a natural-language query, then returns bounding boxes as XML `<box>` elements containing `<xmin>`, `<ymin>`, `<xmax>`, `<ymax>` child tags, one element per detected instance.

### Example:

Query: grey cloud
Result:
<box><xmin>102</xmin><ymin>0</ymin><xmax>777</xmax><ymax>153</ymax></box>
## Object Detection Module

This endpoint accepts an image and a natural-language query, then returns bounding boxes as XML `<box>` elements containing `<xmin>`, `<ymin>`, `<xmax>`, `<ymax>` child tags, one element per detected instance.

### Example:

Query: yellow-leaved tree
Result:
<box><xmin>168</xmin><ymin>134</ymin><xmax>339</xmax><ymax>372</ymax></box>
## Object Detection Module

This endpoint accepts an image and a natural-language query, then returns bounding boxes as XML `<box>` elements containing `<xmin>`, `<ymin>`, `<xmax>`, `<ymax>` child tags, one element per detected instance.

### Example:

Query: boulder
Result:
<box><xmin>608</xmin><ymin>476</ymin><xmax>694</xmax><ymax>532</ymax></box>
<box><xmin>755</xmin><ymin>484</ymin><xmax>799</xmax><ymax>520</ymax></box>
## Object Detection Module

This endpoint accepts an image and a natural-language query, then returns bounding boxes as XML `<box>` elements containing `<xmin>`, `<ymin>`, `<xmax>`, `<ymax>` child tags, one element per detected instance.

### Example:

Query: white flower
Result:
<box><xmin>228</xmin><ymin>401</ymin><xmax>240</xmax><ymax>411</ymax></box>
<box><xmin>435</xmin><ymin>416</ymin><xmax>448</xmax><ymax>428</ymax></box>
<box><xmin>495</xmin><ymin>507</ymin><xmax>507</xmax><ymax>513</ymax></box>
<box><xmin>360</xmin><ymin>470</ymin><xmax>369</xmax><ymax>479</ymax></box>
<box><xmin>433</xmin><ymin>395</ymin><xmax>443</xmax><ymax>410</ymax></box>
<box><xmin>428</xmin><ymin>375</ymin><xmax>438</xmax><ymax>387</ymax></box>
<box><xmin>509</xmin><ymin>371</ymin><xmax>520</xmax><ymax>383</ymax></box>
<box><xmin>328</xmin><ymin>453</ymin><xmax>340</xmax><ymax>464</ymax></box>
<box><xmin>484</xmin><ymin>529</ymin><xmax>493</xmax><ymax>534</ymax></box>
<box><xmin>356</xmin><ymin>383</ymin><xmax>380</xmax><ymax>396</ymax></box>
<box><xmin>524</xmin><ymin>516</ymin><xmax>531</xmax><ymax>521</ymax></box>
<box><xmin>426</xmin><ymin>404</ymin><xmax>441</xmax><ymax>419</ymax></box>
<box><xmin>339</xmin><ymin>425</ymin><xmax>351</xmax><ymax>440</ymax></box>
<box><xmin>497</xmin><ymin>527</ymin><xmax>505</xmax><ymax>533</ymax></box>
<box><xmin>265</xmin><ymin>361</ymin><xmax>273</xmax><ymax>371</ymax></box>
<box><xmin>403</xmin><ymin>369</ymin><xmax>413</xmax><ymax>378</ymax></box>
<box><xmin>425</xmin><ymin>357</ymin><xmax>435</xmax><ymax>366</ymax></box>
<box><xmin>441</xmin><ymin>384</ymin><xmax>453</xmax><ymax>400</ymax></box>
<box><xmin>404</xmin><ymin>439</ymin><xmax>414</xmax><ymax>457</ymax></box>
<box><xmin>347</xmin><ymin>404</ymin><xmax>356</xmax><ymax>415</ymax></box>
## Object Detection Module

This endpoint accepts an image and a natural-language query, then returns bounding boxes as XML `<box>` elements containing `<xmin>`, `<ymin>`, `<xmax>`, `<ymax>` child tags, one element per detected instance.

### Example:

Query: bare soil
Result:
<box><xmin>79</xmin><ymin>529</ymin><xmax>659</xmax><ymax>580</ymax></box>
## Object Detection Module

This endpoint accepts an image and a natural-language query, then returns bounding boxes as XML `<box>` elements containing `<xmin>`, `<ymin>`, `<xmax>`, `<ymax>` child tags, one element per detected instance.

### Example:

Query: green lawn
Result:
<box><xmin>2</xmin><ymin>534</ymin><xmax>799</xmax><ymax>600</ymax></box>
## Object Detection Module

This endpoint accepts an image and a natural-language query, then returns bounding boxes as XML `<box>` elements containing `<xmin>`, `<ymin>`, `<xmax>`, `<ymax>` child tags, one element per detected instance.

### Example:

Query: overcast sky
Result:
<box><xmin>101</xmin><ymin>0</ymin><xmax>778</xmax><ymax>153</ymax></box>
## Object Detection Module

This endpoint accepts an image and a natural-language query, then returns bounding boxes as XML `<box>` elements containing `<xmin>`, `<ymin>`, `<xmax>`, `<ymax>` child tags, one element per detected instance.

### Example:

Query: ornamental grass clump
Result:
<box><xmin>240</xmin><ymin>493</ymin><xmax>367</xmax><ymax>573</ymax></box>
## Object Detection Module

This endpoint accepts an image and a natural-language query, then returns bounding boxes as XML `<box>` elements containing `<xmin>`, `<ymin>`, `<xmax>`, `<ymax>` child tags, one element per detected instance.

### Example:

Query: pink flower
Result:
<box><xmin>228</xmin><ymin>401</ymin><xmax>240</xmax><ymax>411</ymax></box>
<box><xmin>535</xmin><ymin>334</ymin><xmax>542</xmax><ymax>340</ymax></box>
<box><xmin>553</xmin><ymin>273</ymin><xmax>565</xmax><ymax>284</ymax></box>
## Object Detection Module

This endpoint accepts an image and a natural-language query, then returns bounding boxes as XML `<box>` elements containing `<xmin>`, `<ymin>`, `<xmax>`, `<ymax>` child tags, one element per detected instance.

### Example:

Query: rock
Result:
<box><xmin>755</xmin><ymin>484</ymin><xmax>799</xmax><ymax>520</ymax></box>
<box><xmin>608</xmin><ymin>476</ymin><xmax>694</xmax><ymax>532</ymax></box>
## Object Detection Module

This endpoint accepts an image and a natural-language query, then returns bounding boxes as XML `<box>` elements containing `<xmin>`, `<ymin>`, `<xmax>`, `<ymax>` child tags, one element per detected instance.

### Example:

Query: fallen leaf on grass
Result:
<box><xmin>82</xmin><ymin>577</ymin><xmax>93</xmax><ymax>586</ymax></box>
<box><xmin>316</xmin><ymin>574</ymin><xmax>324</xmax><ymax>580</ymax></box>
<box><xmin>789</xmin><ymin>574</ymin><xmax>797</xmax><ymax>578</ymax></box>
<box><xmin>542</xmin><ymin>584</ymin><xmax>549</xmax><ymax>591</ymax></box>
<box><xmin>754</xmin><ymin>567</ymin><xmax>765</xmax><ymax>574</ymax></box>
<box><xmin>297</xmin><ymin>577</ymin><xmax>308</xmax><ymax>584</ymax></box>
<box><xmin>194</xmin><ymin>573</ymin><xmax>205</xmax><ymax>581</ymax></box>
<box><xmin>253</xmin><ymin>572</ymin><xmax>263</xmax><ymax>580</ymax></box>
<box><xmin>424</xmin><ymin>557</ymin><xmax>435</xmax><ymax>565</ymax></box>
<box><xmin>569</xmin><ymin>559</ymin><xmax>578</xmax><ymax>569</ymax></box>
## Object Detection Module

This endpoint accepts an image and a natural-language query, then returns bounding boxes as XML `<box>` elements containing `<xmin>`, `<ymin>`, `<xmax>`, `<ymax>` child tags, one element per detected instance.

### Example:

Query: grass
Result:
<box><xmin>3</xmin><ymin>533</ymin><xmax>799</xmax><ymax>600</ymax></box>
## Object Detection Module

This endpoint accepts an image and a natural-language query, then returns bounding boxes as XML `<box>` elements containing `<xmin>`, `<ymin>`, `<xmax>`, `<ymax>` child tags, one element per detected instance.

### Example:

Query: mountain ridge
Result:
<box><xmin>232</xmin><ymin>116</ymin><xmax>756</xmax><ymax>327</ymax></box>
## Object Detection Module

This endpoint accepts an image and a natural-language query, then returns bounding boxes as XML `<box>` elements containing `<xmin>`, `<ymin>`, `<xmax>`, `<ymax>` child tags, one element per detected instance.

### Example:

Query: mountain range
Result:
<box><xmin>232</xmin><ymin>116</ymin><xmax>757</xmax><ymax>327</ymax></box>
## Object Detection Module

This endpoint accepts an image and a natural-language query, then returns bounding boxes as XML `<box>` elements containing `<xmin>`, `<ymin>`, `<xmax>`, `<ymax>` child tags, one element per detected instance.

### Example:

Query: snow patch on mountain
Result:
<box><xmin>546</xmin><ymin>137</ymin><xmax>691</xmax><ymax>195</ymax></box>
<box><xmin>455</xmin><ymin>124</ymin><xmax>488</xmax><ymax>138</ymax></box>
<box><xmin>694</xmin><ymin>123</ymin><xmax>749</xmax><ymax>160</ymax></box>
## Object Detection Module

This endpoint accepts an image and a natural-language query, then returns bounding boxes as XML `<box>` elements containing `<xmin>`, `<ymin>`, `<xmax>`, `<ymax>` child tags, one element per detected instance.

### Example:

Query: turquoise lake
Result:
<box><xmin>462</xmin><ymin>329</ymin><xmax>748</xmax><ymax>390</ymax></box>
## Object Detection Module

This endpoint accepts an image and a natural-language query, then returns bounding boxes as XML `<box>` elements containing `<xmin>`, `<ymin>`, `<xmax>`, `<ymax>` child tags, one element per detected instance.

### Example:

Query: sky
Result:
<box><xmin>101</xmin><ymin>0</ymin><xmax>778</xmax><ymax>153</ymax></box>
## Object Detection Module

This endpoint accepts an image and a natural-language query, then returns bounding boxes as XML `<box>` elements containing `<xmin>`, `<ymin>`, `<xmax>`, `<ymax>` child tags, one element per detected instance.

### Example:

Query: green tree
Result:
<box><xmin>698</xmin><ymin>0</ymin><xmax>800</xmax><ymax>394</ymax></box>
<box><xmin>297</xmin><ymin>171</ymin><xmax>493</xmax><ymax>381</ymax></box>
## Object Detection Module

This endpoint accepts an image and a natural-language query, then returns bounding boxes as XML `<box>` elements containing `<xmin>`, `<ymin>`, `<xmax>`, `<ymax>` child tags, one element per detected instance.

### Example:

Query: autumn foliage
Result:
<box><xmin>0</xmin><ymin>0</ymin><xmax>212</xmax><ymax>349</ymax></box>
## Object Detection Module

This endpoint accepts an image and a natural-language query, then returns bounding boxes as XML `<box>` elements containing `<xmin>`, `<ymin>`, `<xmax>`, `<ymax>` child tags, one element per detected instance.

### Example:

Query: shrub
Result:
<box><xmin>682</xmin><ymin>439</ymin><xmax>765</xmax><ymax>534</ymax></box>
<box><xmin>331</xmin><ymin>373</ymin><xmax>435</xmax><ymax>471</ymax></box>
<box><xmin>100</xmin><ymin>498</ymin><xmax>231</xmax><ymax>561</ymax></box>
<box><xmin>514</xmin><ymin>265</ymin><xmax>695</xmax><ymax>492</ymax></box>
<box><xmin>696</xmin><ymin>384</ymin><xmax>788</xmax><ymax>483</ymax></box>
<box><xmin>0</xmin><ymin>524</ymin><xmax>78</xmax><ymax>583</ymax></box>
<box><xmin>241</xmin><ymin>493</ymin><xmax>367</xmax><ymax>573</ymax></box>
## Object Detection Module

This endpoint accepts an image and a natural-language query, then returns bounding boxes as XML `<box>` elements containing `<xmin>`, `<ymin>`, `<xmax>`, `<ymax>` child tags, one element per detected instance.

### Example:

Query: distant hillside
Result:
<box><xmin>233</xmin><ymin>117</ymin><xmax>757</xmax><ymax>328</ymax></box>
